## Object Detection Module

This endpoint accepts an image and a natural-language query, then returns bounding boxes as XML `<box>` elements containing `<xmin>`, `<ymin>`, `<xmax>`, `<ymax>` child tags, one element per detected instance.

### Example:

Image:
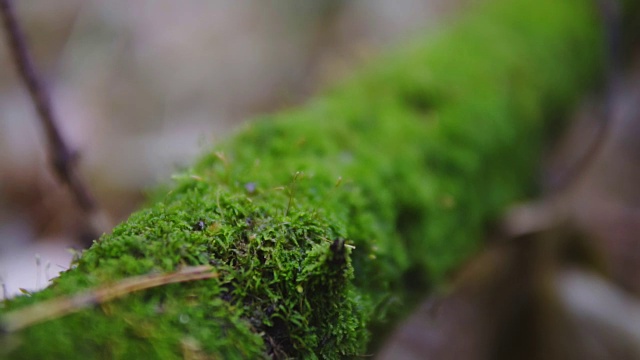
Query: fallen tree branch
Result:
<box><xmin>0</xmin><ymin>0</ymin><xmax>616</xmax><ymax>358</ymax></box>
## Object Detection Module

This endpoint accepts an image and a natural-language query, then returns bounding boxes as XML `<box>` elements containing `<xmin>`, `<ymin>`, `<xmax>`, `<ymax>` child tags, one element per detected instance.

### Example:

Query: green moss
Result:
<box><xmin>1</xmin><ymin>0</ymin><xmax>605</xmax><ymax>358</ymax></box>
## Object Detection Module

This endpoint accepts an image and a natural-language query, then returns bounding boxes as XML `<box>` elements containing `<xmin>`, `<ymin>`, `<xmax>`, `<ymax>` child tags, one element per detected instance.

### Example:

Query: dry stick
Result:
<box><xmin>0</xmin><ymin>0</ymin><xmax>110</xmax><ymax>240</ymax></box>
<box><xmin>0</xmin><ymin>265</ymin><xmax>218</xmax><ymax>333</ymax></box>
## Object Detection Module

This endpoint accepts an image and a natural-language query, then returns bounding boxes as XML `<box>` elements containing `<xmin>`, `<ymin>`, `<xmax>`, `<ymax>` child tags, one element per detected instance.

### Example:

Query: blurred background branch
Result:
<box><xmin>0</xmin><ymin>0</ymin><xmax>110</xmax><ymax>244</ymax></box>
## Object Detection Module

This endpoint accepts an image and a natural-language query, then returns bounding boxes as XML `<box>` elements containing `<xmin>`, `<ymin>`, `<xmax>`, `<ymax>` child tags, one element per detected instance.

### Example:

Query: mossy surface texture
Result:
<box><xmin>1</xmin><ymin>0</ymin><xmax>604</xmax><ymax>358</ymax></box>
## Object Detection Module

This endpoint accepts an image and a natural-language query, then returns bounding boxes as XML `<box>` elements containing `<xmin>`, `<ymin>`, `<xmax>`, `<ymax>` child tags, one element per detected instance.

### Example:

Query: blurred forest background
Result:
<box><xmin>0</xmin><ymin>1</ymin><xmax>465</xmax><ymax>297</ymax></box>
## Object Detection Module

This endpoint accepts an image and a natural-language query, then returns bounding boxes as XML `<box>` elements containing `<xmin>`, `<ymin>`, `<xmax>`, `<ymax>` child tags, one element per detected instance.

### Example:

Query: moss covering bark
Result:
<box><xmin>1</xmin><ymin>0</ymin><xmax>608</xmax><ymax>358</ymax></box>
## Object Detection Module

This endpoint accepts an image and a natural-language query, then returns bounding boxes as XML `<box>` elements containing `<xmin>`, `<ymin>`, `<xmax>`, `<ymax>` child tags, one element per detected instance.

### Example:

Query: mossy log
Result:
<box><xmin>0</xmin><ymin>0</ymin><xmax>613</xmax><ymax>358</ymax></box>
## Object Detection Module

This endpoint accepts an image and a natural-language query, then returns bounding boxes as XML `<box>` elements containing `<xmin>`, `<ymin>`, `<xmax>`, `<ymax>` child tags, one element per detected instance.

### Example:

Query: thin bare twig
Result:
<box><xmin>0</xmin><ymin>265</ymin><xmax>218</xmax><ymax>333</ymax></box>
<box><xmin>0</xmin><ymin>0</ymin><xmax>110</xmax><ymax>240</ymax></box>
